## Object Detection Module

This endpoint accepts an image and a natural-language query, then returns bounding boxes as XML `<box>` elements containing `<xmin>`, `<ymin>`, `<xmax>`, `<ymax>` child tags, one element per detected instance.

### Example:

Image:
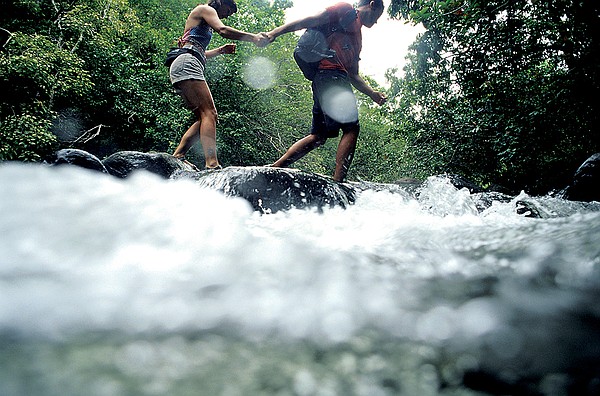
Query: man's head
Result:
<box><xmin>357</xmin><ymin>0</ymin><xmax>384</xmax><ymax>28</ymax></box>
<box><xmin>208</xmin><ymin>0</ymin><xmax>238</xmax><ymax>19</ymax></box>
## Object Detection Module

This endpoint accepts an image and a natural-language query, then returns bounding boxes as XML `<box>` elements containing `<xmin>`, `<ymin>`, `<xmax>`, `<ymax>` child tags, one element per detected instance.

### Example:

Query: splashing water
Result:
<box><xmin>1</xmin><ymin>163</ymin><xmax>599</xmax><ymax>396</ymax></box>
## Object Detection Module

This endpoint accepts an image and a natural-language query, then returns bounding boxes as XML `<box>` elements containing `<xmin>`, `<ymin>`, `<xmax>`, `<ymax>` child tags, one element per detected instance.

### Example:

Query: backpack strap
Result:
<box><xmin>338</xmin><ymin>8</ymin><xmax>359</xmax><ymax>32</ymax></box>
<box><xmin>326</xmin><ymin>7</ymin><xmax>358</xmax><ymax>35</ymax></box>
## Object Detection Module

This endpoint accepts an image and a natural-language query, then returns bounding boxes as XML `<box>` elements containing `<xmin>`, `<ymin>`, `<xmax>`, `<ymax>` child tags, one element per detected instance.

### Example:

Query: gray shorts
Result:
<box><xmin>169</xmin><ymin>52</ymin><xmax>206</xmax><ymax>85</ymax></box>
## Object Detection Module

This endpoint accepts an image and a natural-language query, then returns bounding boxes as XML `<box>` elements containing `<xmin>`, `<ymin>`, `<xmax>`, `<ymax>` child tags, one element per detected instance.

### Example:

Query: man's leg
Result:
<box><xmin>333</xmin><ymin>126</ymin><xmax>359</xmax><ymax>182</ymax></box>
<box><xmin>271</xmin><ymin>134</ymin><xmax>326</xmax><ymax>168</ymax></box>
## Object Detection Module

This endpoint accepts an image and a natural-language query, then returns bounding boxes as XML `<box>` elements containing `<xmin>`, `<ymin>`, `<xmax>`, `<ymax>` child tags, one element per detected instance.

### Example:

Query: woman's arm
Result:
<box><xmin>205</xmin><ymin>43</ymin><xmax>236</xmax><ymax>59</ymax></box>
<box><xmin>194</xmin><ymin>5</ymin><xmax>260</xmax><ymax>44</ymax></box>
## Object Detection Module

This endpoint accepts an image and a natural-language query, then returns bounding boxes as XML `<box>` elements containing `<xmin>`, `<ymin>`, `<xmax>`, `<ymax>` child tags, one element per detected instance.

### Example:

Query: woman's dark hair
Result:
<box><xmin>208</xmin><ymin>0</ymin><xmax>238</xmax><ymax>13</ymax></box>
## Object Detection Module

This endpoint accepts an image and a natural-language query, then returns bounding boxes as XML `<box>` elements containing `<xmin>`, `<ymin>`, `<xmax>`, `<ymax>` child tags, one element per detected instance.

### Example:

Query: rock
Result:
<box><xmin>51</xmin><ymin>149</ymin><xmax>108</xmax><ymax>173</ymax></box>
<box><xmin>352</xmin><ymin>180</ymin><xmax>417</xmax><ymax>199</ymax></box>
<box><xmin>172</xmin><ymin>166</ymin><xmax>356</xmax><ymax>214</ymax></box>
<box><xmin>393</xmin><ymin>177</ymin><xmax>425</xmax><ymax>197</ymax></box>
<box><xmin>48</xmin><ymin>150</ymin><xmax>357</xmax><ymax>212</ymax></box>
<box><xmin>560</xmin><ymin>153</ymin><xmax>600</xmax><ymax>202</ymax></box>
<box><xmin>55</xmin><ymin>149</ymin><xmax>583</xmax><ymax>216</ymax></box>
<box><xmin>438</xmin><ymin>174</ymin><xmax>486</xmax><ymax>193</ymax></box>
<box><xmin>515</xmin><ymin>199</ymin><xmax>543</xmax><ymax>218</ymax></box>
<box><xmin>472</xmin><ymin>191</ymin><xmax>513</xmax><ymax>212</ymax></box>
<box><xmin>462</xmin><ymin>285</ymin><xmax>600</xmax><ymax>396</ymax></box>
<box><xmin>102</xmin><ymin>151</ymin><xmax>191</xmax><ymax>178</ymax></box>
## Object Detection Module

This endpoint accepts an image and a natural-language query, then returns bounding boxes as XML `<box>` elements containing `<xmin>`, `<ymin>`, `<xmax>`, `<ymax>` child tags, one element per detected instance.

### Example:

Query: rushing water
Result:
<box><xmin>1</xmin><ymin>163</ymin><xmax>599</xmax><ymax>396</ymax></box>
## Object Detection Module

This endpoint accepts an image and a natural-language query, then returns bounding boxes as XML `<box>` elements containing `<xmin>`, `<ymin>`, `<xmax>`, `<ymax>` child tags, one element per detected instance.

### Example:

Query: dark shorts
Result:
<box><xmin>311</xmin><ymin>69</ymin><xmax>360</xmax><ymax>139</ymax></box>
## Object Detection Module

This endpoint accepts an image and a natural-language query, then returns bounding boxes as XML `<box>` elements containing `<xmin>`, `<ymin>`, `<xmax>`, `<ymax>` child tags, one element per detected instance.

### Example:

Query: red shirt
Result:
<box><xmin>319</xmin><ymin>2</ymin><xmax>362</xmax><ymax>75</ymax></box>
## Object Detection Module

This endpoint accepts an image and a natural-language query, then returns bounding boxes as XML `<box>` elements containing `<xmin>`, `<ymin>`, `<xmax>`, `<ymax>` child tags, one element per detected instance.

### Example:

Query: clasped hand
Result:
<box><xmin>255</xmin><ymin>32</ymin><xmax>275</xmax><ymax>48</ymax></box>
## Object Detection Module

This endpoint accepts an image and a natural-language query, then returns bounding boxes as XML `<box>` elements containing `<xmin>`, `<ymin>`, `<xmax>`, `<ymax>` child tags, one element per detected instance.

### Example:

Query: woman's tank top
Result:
<box><xmin>179</xmin><ymin>22</ymin><xmax>213</xmax><ymax>51</ymax></box>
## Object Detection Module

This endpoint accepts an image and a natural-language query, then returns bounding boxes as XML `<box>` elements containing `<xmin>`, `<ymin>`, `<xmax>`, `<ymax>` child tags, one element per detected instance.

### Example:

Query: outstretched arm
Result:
<box><xmin>348</xmin><ymin>72</ymin><xmax>387</xmax><ymax>105</ymax></box>
<box><xmin>190</xmin><ymin>5</ymin><xmax>262</xmax><ymax>45</ymax></box>
<box><xmin>266</xmin><ymin>9</ymin><xmax>330</xmax><ymax>42</ymax></box>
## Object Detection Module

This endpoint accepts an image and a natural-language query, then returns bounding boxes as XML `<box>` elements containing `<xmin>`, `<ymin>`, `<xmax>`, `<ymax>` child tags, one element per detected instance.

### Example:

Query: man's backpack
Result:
<box><xmin>293</xmin><ymin>8</ymin><xmax>358</xmax><ymax>81</ymax></box>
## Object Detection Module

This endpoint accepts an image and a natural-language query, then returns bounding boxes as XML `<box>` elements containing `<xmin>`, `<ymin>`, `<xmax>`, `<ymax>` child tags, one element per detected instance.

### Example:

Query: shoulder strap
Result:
<box><xmin>338</xmin><ymin>8</ymin><xmax>358</xmax><ymax>31</ymax></box>
<box><xmin>318</xmin><ymin>7</ymin><xmax>357</xmax><ymax>36</ymax></box>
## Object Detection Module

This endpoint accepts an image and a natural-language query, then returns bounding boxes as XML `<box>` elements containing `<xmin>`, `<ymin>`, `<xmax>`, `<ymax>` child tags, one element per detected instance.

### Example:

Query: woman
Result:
<box><xmin>170</xmin><ymin>0</ymin><xmax>267</xmax><ymax>170</ymax></box>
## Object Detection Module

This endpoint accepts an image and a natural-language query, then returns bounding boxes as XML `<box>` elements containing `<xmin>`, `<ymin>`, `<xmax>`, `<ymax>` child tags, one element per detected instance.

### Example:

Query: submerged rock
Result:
<box><xmin>173</xmin><ymin>166</ymin><xmax>356</xmax><ymax>214</ymax></box>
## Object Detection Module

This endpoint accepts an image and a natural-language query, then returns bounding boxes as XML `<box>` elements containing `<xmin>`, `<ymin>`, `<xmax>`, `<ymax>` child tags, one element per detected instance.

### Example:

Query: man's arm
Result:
<box><xmin>266</xmin><ymin>10</ymin><xmax>330</xmax><ymax>42</ymax></box>
<box><xmin>348</xmin><ymin>72</ymin><xmax>388</xmax><ymax>105</ymax></box>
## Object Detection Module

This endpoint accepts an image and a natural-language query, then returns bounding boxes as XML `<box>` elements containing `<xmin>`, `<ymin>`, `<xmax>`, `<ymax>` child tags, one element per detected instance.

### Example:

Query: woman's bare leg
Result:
<box><xmin>173</xmin><ymin>121</ymin><xmax>200</xmax><ymax>157</ymax></box>
<box><xmin>173</xmin><ymin>79</ymin><xmax>220</xmax><ymax>168</ymax></box>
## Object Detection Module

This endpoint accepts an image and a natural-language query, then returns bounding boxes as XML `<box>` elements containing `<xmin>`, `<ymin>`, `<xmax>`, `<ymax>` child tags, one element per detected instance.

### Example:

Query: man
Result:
<box><xmin>265</xmin><ymin>0</ymin><xmax>387</xmax><ymax>182</ymax></box>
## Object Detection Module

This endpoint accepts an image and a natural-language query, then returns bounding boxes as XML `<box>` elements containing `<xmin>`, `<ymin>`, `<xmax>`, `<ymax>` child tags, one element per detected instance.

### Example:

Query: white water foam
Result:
<box><xmin>1</xmin><ymin>163</ymin><xmax>599</xmax><ymax>395</ymax></box>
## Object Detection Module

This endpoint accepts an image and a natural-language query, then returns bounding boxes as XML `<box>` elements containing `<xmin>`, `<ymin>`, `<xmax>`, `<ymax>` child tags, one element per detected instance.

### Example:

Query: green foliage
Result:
<box><xmin>0</xmin><ymin>114</ymin><xmax>57</xmax><ymax>161</ymax></box>
<box><xmin>3</xmin><ymin>0</ymin><xmax>597</xmax><ymax>190</ymax></box>
<box><xmin>348</xmin><ymin>77</ymin><xmax>406</xmax><ymax>183</ymax></box>
<box><xmin>387</xmin><ymin>0</ymin><xmax>600</xmax><ymax>193</ymax></box>
<box><xmin>0</xmin><ymin>32</ymin><xmax>94</xmax><ymax>110</ymax></box>
<box><xmin>0</xmin><ymin>29</ymin><xmax>94</xmax><ymax>160</ymax></box>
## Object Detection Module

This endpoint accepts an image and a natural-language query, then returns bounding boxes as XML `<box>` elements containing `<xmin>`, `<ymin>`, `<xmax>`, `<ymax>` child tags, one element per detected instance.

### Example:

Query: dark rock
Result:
<box><xmin>52</xmin><ymin>149</ymin><xmax>108</xmax><ymax>173</ymax></box>
<box><xmin>393</xmin><ymin>177</ymin><xmax>425</xmax><ymax>198</ymax></box>
<box><xmin>48</xmin><ymin>149</ymin><xmax>356</xmax><ymax>212</ymax></box>
<box><xmin>515</xmin><ymin>199</ymin><xmax>543</xmax><ymax>218</ymax></box>
<box><xmin>438</xmin><ymin>174</ymin><xmax>485</xmax><ymax>193</ymax></box>
<box><xmin>472</xmin><ymin>191</ymin><xmax>513</xmax><ymax>212</ymax></box>
<box><xmin>351</xmin><ymin>180</ymin><xmax>417</xmax><ymax>199</ymax></box>
<box><xmin>560</xmin><ymin>153</ymin><xmax>600</xmax><ymax>202</ymax></box>
<box><xmin>461</xmin><ymin>285</ymin><xmax>600</xmax><ymax>396</ymax></box>
<box><xmin>102</xmin><ymin>151</ymin><xmax>191</xmax><ymax>178</ymax></box>
<box><xmin>59</xmin><ymin>149</ymin><xmax>597</xmax><ymax>217</ymax></box>
<box><xmin>172</xmin><ymin>166</ymin><xmax>356</xmax><ymax>214</ymax></box>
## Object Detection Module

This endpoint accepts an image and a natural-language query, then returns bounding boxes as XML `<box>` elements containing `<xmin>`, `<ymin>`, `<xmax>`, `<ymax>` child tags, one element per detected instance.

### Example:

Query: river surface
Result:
<box><xmin>1</xmin><ymin>163</ymin><xmax>599</xmax><ymax>396</ymax></box>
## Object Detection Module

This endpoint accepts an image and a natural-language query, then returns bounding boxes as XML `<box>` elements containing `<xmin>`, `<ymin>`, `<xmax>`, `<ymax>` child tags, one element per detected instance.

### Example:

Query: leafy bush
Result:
<box><xmin>0</xmin><ymin>114</ymin><xmax>57</xmax><ymax>161</ymax></box>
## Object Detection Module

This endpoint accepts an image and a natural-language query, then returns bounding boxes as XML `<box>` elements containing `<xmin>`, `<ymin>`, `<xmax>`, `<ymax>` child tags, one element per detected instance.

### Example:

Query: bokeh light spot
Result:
<box><xmin>320</xmin><ymin>86</ymin><xmax>358</xmax><ymax>123</ymax></box>
<box><xmin>243</xmin><ymin>56</ymin><xmax>276</xmax><ymax>90</ymax></box>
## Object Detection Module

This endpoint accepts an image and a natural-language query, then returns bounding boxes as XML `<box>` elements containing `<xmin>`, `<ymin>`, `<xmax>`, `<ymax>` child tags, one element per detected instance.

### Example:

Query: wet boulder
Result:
<box><xmin>172</xmin><ymin>166</ymin><xmax>356</xmax><ymax>213</ymax></box>
<box><xmin>51</xmin><ymin>148</ymin><xmax>108</xmax><ymax>173</ymax></box>
<box><xmin>48</xmin><ymin>150</ymin><xmax>357</xmax><ymax>212</ymax></box>
<box><xmin>472</xmin><ymin>191</ymin><xmax>513</xmax><ymax>213</ymax></box>
<box><xmin>102</xmin><ymin>151</ymin><xmax>192</xmax><ymax>178</ymax></box>
<box><xmin>440</xmin><ymin>173</ymin><xmax>486</xmax><ymax>194</ymax></box>
<box><xmin>561</xmin><ymin>153</ymin><xmax>600</xmax><ymax>202</ymax></box>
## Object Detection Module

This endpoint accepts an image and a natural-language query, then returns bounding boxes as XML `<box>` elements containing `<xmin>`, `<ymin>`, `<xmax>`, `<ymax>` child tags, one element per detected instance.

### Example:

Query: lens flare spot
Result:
<box><xmin>243</xmin><ymin>56</ymin><xmax>276</xmax><ymax>90</ymax></box>
<box><xmin>320</xmin><ymin>86</ymin><xmax>358</xmax><ymax>123</ymax></box>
